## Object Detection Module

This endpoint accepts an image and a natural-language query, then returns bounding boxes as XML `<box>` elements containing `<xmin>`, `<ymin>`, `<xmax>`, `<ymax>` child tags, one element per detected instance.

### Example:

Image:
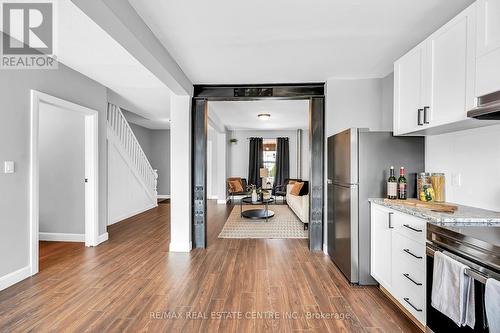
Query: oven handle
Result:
<box><xmin>426</xmin><ymin>243</ymin><xmax>499</xmax><ymax>284</ymax></box>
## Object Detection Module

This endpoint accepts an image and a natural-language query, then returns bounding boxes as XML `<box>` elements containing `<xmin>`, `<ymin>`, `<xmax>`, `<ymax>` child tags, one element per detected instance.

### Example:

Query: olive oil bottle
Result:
<box><xmin>387</xmin><ymin>166</ymin><xmax>397</xmax><ymax>199</ymax></box>
<box><xmin>398</xmin><ymin>167</ymin><xmax>407</xmax><ymax>200</ymax></box>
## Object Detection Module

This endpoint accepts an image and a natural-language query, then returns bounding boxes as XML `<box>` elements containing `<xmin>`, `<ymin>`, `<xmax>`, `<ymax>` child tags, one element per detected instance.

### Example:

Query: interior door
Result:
<box><xmin>394</xmin><ymin>43</ymin><xmax>426</xmax><ymax>135</ymax></box>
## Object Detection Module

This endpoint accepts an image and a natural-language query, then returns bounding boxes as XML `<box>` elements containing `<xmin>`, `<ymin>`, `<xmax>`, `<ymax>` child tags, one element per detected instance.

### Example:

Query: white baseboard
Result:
<box><xmin>157</xmin><ymin>194</ymin><xmax>170</xmax><ymax>199</ymax></box>
<box><xmin>108</xmin><ymin>203</ymin><xmax>157</xmax><ymax>225</ymax></box>
<box><xmin>169</xmin><ymin>241</ymin><xmax>192</xmax><ymax>252</ymax></box>
<box><xmin>97</xmin><ymin>232</ymin><xmax>109</xmax><ymax>245</ymax></box>
<box><xmin>0</xmin><ymin>265</ymin><xmax>31</xmax><ymax>291</ymax></box>
<box><xmin>39</xmin><ymin>232</ymin><xmax>85</xmax><ymax>242</ymax></box>
<box><xmin>217</xmin><ymin>199</ymin><xmax>228</xmax><ymax>204</ymax></box>
<box><xmin>208</xmin><ymin>195</ymin><xmax>219</xmax><ymax>200</ymax></box>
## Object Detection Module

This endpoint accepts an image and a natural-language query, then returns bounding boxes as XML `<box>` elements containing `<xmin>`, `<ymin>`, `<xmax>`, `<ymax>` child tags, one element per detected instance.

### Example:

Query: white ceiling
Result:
<box><xmin>129</xmin><ymin>0</ymin><xmax>474</xmax><ymax>84</ymax></box>
<box><xmin>55</xmin><ymin>0</ymin><xmax>172</xmax><ymax>120</ymax></box>
<box><xmin>208</xmin><ymin>100</ymin><xmax>309</xmax><ymax>130</ymax></box>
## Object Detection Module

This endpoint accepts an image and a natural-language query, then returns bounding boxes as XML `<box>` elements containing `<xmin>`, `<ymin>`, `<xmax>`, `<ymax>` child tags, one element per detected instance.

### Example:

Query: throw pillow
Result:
<box><xmin>290</xmin><ymin>182</ymin><xmax>304</xmax><ymax>196</ymax></box>
<box><xmin>288</xmin><ymin>180</ymin><xmax>297</xmax><ymax>185</ymax></box>
<box><xmin>229</xmin><ymin>180</ymin><xmax>243</xmax><ymax>193</ymax></box>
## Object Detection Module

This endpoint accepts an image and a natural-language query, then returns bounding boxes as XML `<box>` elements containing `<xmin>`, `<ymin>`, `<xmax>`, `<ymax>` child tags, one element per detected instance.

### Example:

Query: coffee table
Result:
<box><xmin>240</xmin><ymin>196</ymin><xmax>275</xmax><ymax>221</ymax></box>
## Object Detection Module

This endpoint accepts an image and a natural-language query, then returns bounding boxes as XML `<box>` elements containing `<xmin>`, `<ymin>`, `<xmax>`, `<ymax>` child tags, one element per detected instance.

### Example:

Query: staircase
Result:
<box><xmin>106</xmin><ymin>103</ymin><xmax>158</xmax><ymax>209</ymax></box>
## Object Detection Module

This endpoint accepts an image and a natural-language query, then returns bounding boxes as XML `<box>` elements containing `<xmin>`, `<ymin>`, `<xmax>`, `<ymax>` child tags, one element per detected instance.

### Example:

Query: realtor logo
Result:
<box><xmin>1</xmin><ymin>0</ymin><xmax>57</xmax><ymax>69</ymax></box>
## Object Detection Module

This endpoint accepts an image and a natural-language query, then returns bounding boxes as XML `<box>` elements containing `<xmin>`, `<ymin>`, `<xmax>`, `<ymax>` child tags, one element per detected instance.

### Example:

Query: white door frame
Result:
<box><xmin>29</xmin><ymin>90</ymin><xmax>99</xmax><ymax>275</ymax></box>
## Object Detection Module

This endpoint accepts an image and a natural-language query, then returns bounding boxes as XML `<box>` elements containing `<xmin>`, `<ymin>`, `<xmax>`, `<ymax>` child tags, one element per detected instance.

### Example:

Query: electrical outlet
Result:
<box><xmin>4</xmin><ymin>161</ymin><xmax>14</xmax><ymax>174</ymax></box>
<box><xmin>451</xmin><ymin>173</ymin><xmax>461</xmax><ymax>187</ymax></box>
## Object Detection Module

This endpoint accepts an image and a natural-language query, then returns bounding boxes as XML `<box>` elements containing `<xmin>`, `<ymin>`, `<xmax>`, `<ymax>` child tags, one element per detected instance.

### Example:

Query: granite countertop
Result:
<box><xmin>369</xmin><ymin>198</ymin><xmax>500</xmax><ymax>226</ymax></box>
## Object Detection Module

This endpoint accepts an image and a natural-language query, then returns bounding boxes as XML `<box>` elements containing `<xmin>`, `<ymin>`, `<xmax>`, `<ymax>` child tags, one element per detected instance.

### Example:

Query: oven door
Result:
<box><xmin>426</xmin><ymin>245</ymin><xmax>488</xmax><ymax>333</ymax></box>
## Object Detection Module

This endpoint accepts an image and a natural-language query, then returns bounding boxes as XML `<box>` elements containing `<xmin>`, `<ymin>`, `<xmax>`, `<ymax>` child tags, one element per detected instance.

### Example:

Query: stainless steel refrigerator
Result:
<box><xmin>327</xmin><ymin>128</ymin><xmax>424</xmax><ymax>285</ymax></box>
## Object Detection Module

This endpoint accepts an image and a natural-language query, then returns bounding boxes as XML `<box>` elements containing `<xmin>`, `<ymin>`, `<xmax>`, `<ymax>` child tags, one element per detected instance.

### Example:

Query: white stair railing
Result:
<box><xmin>106</xmin><ymin>103</ymin><xmax>158</xmax><ymax>201</ymax></box>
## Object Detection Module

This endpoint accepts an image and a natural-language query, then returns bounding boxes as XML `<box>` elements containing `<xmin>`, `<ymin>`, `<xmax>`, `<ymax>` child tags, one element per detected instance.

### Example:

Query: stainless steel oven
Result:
<box><xmin>426</xmin><ymin>223</ymin><xmax>500</xmax><ymax>333</ymax></box>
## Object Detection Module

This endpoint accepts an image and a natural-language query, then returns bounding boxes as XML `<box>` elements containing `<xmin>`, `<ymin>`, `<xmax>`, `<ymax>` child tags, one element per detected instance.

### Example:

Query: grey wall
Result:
<box><xmin>150</xmin><ymin>130</ymin><xmax>171</xmax><ymax>196</ymax></box>
<box><xmin>39</xmin><ymin>103</ymin><xmax>86</xmax><ymax>234</ymax></box>
<box><xmin>228</xmin><ymin>129</ymin><xmax>308</xmax><ymax>180</ymax></box>
<box><xmin>324</xmin><ymin>77</ymin><xmax>394</xmax><ymax>250</ymax></box>
<box><xmin>129</xmin><ymin>123</ymin><xmax>152</xmax><ymax>159</ymax></box>
<box><xmin>0</xmin><ymin>60</ymin><xmax>108</xmax><ymax>278</ymax></box>
<box><xmin>128</xmin><ymin>123</ymin><xmax>171</xmax><ymax>196</ymax></box>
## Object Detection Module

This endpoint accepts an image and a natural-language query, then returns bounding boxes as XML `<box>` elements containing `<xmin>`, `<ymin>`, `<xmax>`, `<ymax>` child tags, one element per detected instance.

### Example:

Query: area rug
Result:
<box><xmin>218</xmin><ymin>204</ymin><xmax>308</xmax><ymax>239</ymax></box>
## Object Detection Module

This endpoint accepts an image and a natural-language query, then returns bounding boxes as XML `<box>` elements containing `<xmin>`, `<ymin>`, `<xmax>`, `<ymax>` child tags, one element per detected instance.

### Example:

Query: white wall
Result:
<box><xmin>228</xmin><ymin>130</ymin><xmax>305</xmax><ymax>180</ymax></box>
<box><xmin>0</xmin><ymin>60</ymin><xmax>108</xmax><ymax>284</ymax></box>
<box><xmin>107</xmin><ymin>141</ymin><xmax>155</xmax><ymax>224</ymax></box>
<box><xmin>169</xmin><ymin>95</ymin><xmax>192</xmax><ymax>252</ymax></box>
<box><xmin>426</xmin><ymin>124</ymin><xmax>500</xmax><ymax>211</ymax></box>
<box><xmin>39</xmin><ymin>103</ymin><xmax>86</xmax><ymax>235</ymax></box>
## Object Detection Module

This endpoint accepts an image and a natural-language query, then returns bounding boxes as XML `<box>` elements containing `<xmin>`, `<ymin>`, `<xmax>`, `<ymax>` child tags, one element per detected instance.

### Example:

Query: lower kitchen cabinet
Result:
<box><xmin>370</xmin><ymin>203</ymin><xmax>427</xmax><ymax>326</ymax></box>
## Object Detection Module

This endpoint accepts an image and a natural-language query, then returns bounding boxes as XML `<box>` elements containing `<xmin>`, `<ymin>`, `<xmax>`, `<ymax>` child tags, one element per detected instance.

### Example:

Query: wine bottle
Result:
<box><xmin>387</xmin><ymin>166</ymin><xmax>397</xmax><ymax>199</ymax></box>
<box><xmin>398</xmin><ymin>167</ymin><xmax>407</xmax><ymax>200</ymax></box>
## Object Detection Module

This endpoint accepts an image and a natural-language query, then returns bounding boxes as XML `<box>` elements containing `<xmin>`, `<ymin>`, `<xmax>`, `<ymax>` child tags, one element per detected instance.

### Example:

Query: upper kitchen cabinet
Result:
<box><xmin>476</xmin><ymin>0</ymin><xmax>500</xmax><ymax>96</ymax></box>
<box><xmin>425</xmin><ymin>4</ymin><xmax>477</xmax><ymax>127</ymax></box>
<box><xmin>394</xmin><ymin>3</ymin><xmax>498</xmax><ymax>135</ymax></box>
<box><xmin>393</xmin><ymin>42</ymin><xmax>426</xmax><ymax>135</ymax></box>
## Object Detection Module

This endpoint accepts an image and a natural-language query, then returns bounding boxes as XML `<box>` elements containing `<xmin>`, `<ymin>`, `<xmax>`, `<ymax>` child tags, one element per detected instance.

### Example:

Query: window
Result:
<box><xmin>263</xmin><ymin>139</ymin><xmax>277</xmax><ymax>186</ymax></box>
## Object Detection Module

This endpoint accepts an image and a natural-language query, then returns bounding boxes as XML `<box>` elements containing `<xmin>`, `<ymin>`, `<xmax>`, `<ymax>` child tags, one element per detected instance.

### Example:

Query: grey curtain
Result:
<box><xmin>275</xmin><ymin>137</ymin><xmax>290</xmax><ymax>187</ymax></box>
<box><xmin>248</xmin><ymin>137</ymin><xmax>263</xmax><ymax>187</ymax></box>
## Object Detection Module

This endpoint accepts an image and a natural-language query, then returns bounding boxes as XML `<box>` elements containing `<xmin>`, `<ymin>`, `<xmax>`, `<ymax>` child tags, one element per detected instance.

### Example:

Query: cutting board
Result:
<box><xmin>383</xmin><ymin>198</ymin><xmax>458</xmax><ymax>213</ymax></box>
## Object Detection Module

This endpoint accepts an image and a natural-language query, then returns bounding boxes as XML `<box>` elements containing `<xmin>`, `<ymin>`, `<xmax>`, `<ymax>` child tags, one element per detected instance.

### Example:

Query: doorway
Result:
<box><xmin>191</xmin><ymin>84</ymin><xmax>325</xmax><ymax>250</ymax></box>
<box><xmin>29</xmin><ymin>90</ymin><xmax>99</xmax><ymax>275</ymax></box>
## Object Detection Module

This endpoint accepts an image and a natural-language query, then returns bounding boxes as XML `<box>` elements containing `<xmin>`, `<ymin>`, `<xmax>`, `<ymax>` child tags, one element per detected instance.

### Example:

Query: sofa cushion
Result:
<box><xmin>228</xmin><ymin>179</ymin><xmax>243</xmax><ymax>193</ymax></box>
<box><xmin>290</xmin><ymin>182</ymin><xmax>304</xmax><ymax>196</ymax></box>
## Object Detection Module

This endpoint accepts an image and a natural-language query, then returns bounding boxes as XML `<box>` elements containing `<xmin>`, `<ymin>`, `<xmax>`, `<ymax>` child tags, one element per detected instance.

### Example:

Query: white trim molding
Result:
<box><xmin>0</xmin><ymin>266</ymin><xmax>31</xmax><ymax>291</ymax></box>
<box><xmin>97</xmin><ymin>232</ymin><xmax>109</xmax><ymax>244</ymax></box>
<box><xmin>30</xmin><ymin>90</ymin><xmax>100</xmax><ymax>277</ymax></box>
<box><xmin>157</xmin><ymin>194</ymin><xmax>170</xmax><ymax>199</ymax></box>
<box><xmin>169</xmin><ymin>241</ymin><xmax>192</xmax><ymax>253</ymax></box>
<box><xmin>217</xmin><ymin>199</ymin><xmax>228</xmax><ymax>204</ymax></box>
<box><xmin>39</xmin><ymin>233</ymin><xmax>85</xmax><ymax>242</ymax></box>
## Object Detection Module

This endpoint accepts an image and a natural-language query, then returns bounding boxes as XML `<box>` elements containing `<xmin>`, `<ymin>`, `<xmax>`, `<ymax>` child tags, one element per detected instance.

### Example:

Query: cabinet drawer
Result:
<box><xmin>393</xmin><ymin>232</ymin><xmax>426</xmax><ymax>269</ymax></box>
<box><xmin>395</xmin><ymin>274</ymin><xmax>426</xmax><ymax>324</ymax></box>
<box><xmin>393</xmin><ymin>212</ymin><xmax>426</xmax><ymax>244</ymax></box>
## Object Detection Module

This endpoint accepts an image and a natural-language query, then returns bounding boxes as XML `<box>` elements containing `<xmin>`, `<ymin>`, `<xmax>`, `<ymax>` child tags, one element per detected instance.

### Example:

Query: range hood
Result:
<box><xmin>468</xmin><ymin>90</ymin><xmax>500</xmax><ymax>120</ymax></box>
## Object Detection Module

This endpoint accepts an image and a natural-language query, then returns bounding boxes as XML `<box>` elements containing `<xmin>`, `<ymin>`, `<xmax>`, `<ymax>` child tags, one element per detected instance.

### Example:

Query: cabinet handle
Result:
<box><xmin>403</xmin><ymin>248</ymin><xmax>423</xmax><ymax>259</ymax></box>
<box><xmin>417</xmin><ymin>109</ymin><xmax>424</xmax><ymax>126</ymax></box>
<box><xmin>403</xmin><ymin>273</ymin><xmax>423</xmax><ymax>286</ymax></box>
<box><xmin>388</xmin><ymin>212</ymin><xmax>394</xmax><ymax>229</ymax></box>
<box><xmin>403</xmin><ymin>224</ymin><xmax>423</xmax><ymax>233</ymax></box>
<box><xmin>424</xmin><ymin>106</ymin><xmax>430</xmax><ymax>124</ymax></box>
<box><xmin>403</xmin><ymin>298</ymin><xmax>423</xmax><ymax>312</ymax></box>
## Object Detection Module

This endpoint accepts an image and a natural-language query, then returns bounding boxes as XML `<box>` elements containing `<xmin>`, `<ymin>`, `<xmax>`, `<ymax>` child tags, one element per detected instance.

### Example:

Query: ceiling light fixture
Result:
<box><xmin>258</xmin><ymin>113</ymin><xmax>271</xmax><ymax>121</ymax></box>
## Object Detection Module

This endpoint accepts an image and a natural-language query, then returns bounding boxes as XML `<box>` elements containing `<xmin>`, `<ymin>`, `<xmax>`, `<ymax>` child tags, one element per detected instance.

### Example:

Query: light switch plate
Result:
<box><xmin>4</xmin><ymin>161</ymin><xmax>14</xmax><ymax>174</ymax></box>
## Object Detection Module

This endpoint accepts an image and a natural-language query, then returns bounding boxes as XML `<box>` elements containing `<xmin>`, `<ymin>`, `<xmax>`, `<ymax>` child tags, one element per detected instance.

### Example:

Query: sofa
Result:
<box><xmin>286</xmin><ymin>182</ymin><xmax>309</xmax><ymax>229</ymax></box>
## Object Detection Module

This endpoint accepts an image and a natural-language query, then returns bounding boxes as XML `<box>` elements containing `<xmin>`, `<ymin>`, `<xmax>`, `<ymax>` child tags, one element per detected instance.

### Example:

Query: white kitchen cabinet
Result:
<box><xmin>393</xmin><ymin>3</ymin><xmax>479</xmax><ymax>135</ymax></box>
<box><xmin>394</xmin><ymin>42</ymin><xmax>426</xmax><ymax>135</ymax></box>
<box><xmin>477</xmin><ymin>0</ymin><xmax>500</xmax><ymax>57</ymax></box>
<box><xmin>426</xmin><ymin>5</ymin><xmax>477</xmax><ymax>126</ymax></box>
<box><xmin>370</xmin><ymin>204</ymin><xmax>393</xmax><ymax>290</ymax></box>
<box><xmin>476</xmin><ymin>0</ymin><xmax>500</xmax><ymax>96</ymax></box>
<box><xmin>370</xmin><ymin>203</ymin><xmax>427</xmax><ymax>326</ymax></box>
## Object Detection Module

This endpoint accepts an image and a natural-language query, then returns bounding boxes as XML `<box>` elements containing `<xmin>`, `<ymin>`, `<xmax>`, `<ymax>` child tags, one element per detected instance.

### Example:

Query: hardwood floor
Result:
<box><xmin>0</xmin><ymin>200</ymin><xmax>420</xmax><ymax>332</ymax></box>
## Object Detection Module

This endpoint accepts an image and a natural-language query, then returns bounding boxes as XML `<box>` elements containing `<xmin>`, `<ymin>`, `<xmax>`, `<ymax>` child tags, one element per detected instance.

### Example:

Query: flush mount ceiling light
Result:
<box><xmin>258</xmin><ymin>113</ymin><xmax>271</xmax><ymax>121</ymax></box>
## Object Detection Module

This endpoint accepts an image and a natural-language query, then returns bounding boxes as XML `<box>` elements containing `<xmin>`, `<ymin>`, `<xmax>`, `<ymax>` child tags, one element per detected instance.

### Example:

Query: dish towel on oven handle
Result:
<box><xmin>485</xmin><ymin>278</ymin><xmax>500</xmax><ymax>333</ymax></box>
<box><xmin>431</xmin><ymin>251</ymin><xmax>475</xmax><ymax>328</ymax></box>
